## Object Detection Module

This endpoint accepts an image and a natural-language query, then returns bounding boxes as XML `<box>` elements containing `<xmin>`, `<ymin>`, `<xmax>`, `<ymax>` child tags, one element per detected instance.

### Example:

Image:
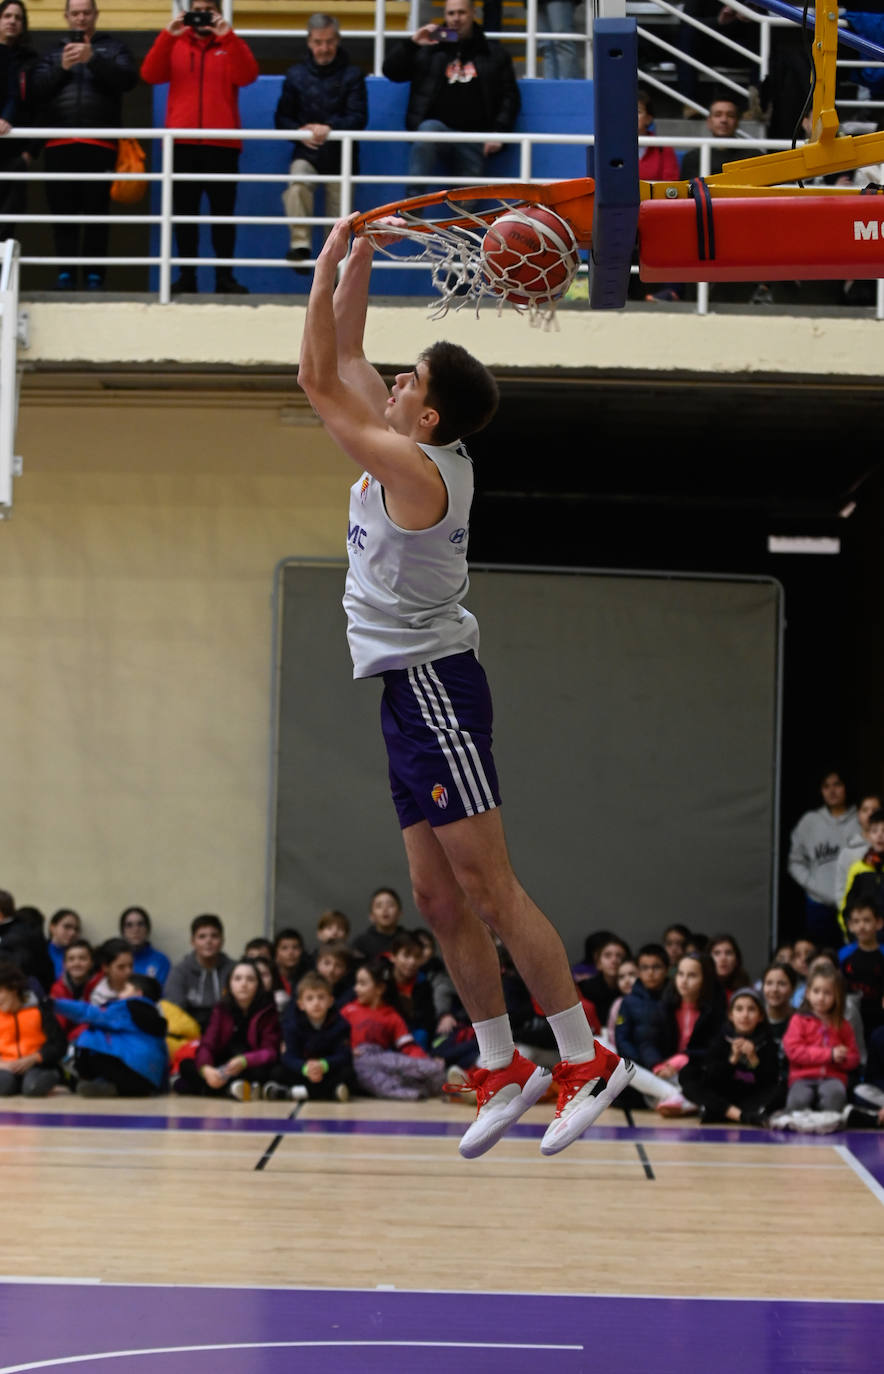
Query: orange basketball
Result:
<box><xmin>480</xmin><ymin>206</ymin><xmax>579</xmax><ymax>305</ymax></box>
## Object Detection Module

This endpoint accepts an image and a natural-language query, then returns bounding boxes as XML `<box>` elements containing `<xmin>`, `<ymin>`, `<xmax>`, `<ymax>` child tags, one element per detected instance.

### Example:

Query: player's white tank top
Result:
<box><xmin>343</xmin><ymin>440</ymin><xmax>480</xmax><ymax>679</ymax></box>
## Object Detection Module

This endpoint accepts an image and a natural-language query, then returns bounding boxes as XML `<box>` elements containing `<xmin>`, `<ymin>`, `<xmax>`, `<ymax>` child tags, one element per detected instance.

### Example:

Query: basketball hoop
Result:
<box><xmin>352</xmin><ymin>180</ymin><xmax>595</xmax><ymax>326</ymax></box>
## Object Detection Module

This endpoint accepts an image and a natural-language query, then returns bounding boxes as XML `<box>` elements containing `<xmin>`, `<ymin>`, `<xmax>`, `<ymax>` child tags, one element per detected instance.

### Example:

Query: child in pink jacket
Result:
<box><xmin>782</xmin><ymin>959</ymin><xmax>860</xmax><ymax>1112</ymax></box>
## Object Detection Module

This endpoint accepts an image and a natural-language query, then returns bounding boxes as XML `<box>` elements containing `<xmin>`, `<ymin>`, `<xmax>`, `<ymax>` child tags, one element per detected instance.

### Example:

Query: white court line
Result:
<box><xmin>833</xmin><ymin>1143</ymin><xmax>884</xmax><ymax>1208</ymax></box>
<box><xmin>0</xmin><ymin>1141</ymin><xmax>846</xmax><ymax>1171</ymax></box>
<box><xmin>0</xmin><ymin>1277</ymin><xmax>881</xmax><ymax>1304</ymax></box>
<box><xmin>0</xmin><ymin>1339</ymin><xmax>581</xmax><ymax>1372</ymax></box>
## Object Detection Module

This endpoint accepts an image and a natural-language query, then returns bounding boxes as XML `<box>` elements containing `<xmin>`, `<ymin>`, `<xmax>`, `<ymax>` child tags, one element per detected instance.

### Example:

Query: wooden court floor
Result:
<box><xmin>1</xmin><ymin>1092</ymin><xmax>883</xmax><ymax>1372</ymax></box>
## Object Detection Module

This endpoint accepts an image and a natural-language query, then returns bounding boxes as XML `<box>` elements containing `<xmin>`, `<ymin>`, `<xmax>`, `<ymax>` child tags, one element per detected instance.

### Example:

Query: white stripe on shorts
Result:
<box><xmin>408</xmin><ymin>662</ymin><xmax>496</xmax><ymax>816</ymax></box>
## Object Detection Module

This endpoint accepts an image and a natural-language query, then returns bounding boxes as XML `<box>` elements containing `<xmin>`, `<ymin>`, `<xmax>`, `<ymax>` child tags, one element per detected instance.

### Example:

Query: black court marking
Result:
<box><xmin>635</xmin><ymin>1141</ymin><xmax>655</xmax><ymax>1179</ymax></box>
<box><xmin>254</xmin><ymin>1101</ymin><xmax>304</xmax><ymax>1170</ymax></box>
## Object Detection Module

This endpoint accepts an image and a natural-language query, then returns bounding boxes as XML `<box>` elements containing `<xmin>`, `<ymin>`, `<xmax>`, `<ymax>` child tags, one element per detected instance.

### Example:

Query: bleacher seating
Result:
<box><xmin>149</xmin><ymin>72</ymin><xmax>594</xmax><ymax>294</ymax></box>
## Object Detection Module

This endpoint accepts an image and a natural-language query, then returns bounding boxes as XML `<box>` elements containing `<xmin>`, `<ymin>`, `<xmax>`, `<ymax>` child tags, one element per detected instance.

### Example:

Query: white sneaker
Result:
<box><xmin>855</xmin><ymin>1082</ymin><xmax>884</xmax><ymax>1109</ymax></box>
<box><xmin>540</xmin><ymin>1042</ymin><xmax>636</xmax><ymax>1156</ymax></box>
<box><xmin>447</xmin><ymin>1049</ymin><xmax>552</xmax><ymax>1160</ymax></box>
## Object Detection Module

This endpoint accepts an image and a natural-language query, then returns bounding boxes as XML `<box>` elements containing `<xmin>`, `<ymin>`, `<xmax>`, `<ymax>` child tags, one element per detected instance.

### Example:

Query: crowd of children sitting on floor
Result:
<box><xmin>1</xmin><ymin>881</ymin><xmax>883</xmax><ymax>1133</ymax></box>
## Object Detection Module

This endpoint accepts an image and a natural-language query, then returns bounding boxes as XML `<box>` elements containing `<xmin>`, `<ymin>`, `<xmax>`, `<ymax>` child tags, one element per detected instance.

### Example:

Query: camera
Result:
<box><xmin>68</xmin><ymin>29</ymin><xmax>88</xmax><ymax>41</ymax></box>
<box><xmin>183</xmin><ymin>9</ymin><xmax>215</xmax><ymax>27</ymax></box>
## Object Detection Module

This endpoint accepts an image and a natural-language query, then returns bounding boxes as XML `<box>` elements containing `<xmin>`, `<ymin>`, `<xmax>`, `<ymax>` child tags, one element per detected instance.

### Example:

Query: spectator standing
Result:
<box><xmin>0</xmin><ymin>958</ymin><xmax>66</xmax><ymax>1097</ymax></box>
<box><xmin>838</xmin><ymin>807</ymin><xmax>884</xmax><ymax>937</ymax></box>
<box><xmin>0</xmin><ymin>888</ymin><xmax>54</xmax><ymax>992</ymax></box>
<box><xmin>31</xmin><ymin>0</ymin><xmax>137</xmax><ymax>290</ymax></box>
<box><xmin>163</xmin><ymin>913</ymin><xmax>236</xmax><ymax>1031</ymax></box>
<box><xmin>275</xmin><ymin>13</ymin><xmax>367</xmax><ymax>274</ymax></box>
<box><xmin>0</xmin><ymin>0</ymin><xmax>40</xmax><ymax>241</ymax></box>
<box><xmin>119</xmin><ymin>906</ymin><xmax>171</xmax><ymax>987</ymax></box>
<box><xmin>382</xmin><ymin>0</ymin><xmax>520</xmax><ymax>200</ymax></box>
<box><xmin>539</xmin><ymin>1</ymin><xmax>579</xmax><ymax>80</ymax></box>
<box><xmin>834</xmin><ymin>791</ymin><xmax>883</xmax><ymax>915</ymax></box>
<box><xmin>788</xmin><ymin>769</ymin><xmax>860</xmax><ymax>947</ymax></box>
<box><xmin>140</xmin><ymin>0</ymin><xmax>258</xmax><ymax>295</ymax></box>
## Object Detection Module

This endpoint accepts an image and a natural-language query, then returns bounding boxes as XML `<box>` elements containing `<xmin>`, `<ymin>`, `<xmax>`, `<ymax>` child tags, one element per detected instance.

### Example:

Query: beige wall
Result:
<box><xmin>1</xmin><ymin>381</ymin><xmax>350</xmax><ymax>961</ymax></box>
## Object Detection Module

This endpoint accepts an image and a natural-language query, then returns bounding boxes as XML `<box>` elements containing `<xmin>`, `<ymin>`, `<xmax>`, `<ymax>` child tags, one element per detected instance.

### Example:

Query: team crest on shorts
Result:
<box><xmin>431</xmin><ymin>783</ymin><xmax>449</xmax><ymax>809</ymax></box>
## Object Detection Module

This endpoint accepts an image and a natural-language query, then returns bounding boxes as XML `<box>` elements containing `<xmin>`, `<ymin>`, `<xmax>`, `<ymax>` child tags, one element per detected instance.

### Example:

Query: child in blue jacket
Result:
<box><xmin>53</xmin><ymin>974</ymin><xmax>168</xmax><ymax>1097</ymax></box>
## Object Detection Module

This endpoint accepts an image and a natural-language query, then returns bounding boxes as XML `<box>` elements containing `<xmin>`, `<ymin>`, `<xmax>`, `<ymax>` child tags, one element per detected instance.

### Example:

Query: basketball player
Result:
<box><xmin>297</xmin><ymin>215</ymin><xmax>634</xmax><ymax>1157</ymax></box>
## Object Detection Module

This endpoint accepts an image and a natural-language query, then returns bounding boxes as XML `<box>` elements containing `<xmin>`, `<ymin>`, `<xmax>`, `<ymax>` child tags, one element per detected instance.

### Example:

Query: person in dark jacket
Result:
<box><xmin>381</xmin><ymin>0</ymin><xmax>520</xmax><ymax>200</ymax></box>
<box><xmin>0</xmin><ymin>0</ymin><xmax>40</xmax><ymax>240</ymax></box>
<box><xmin>31</xmin><ymin>0</ymin><xmax>137</xmax><ymax>289</ymax></box>
<box><xmin>679</xmin><ymin>986</ymin><xmax>784</xmax><ymax>1125</ymax></box>
<box><xmin>0</xmin><ymin>888</ymin><xmax>54</xmax><ymax>993</ymax></box>
<box><xmin>140</xmin><ymin>0</ymin><xmax>259</xmax><ymax>295</ymax></box>
<box><xmin>275</xmin><ymin>12</ymin><xmax>366</xmax><ymax>273</ymax></box>
<box><xmin>265</xmin><ymin>970</ymin><xmax>354</xmax><ymax>1101</ymax></box>
<box><xmin>173</xmin><ymin>958</ymin><xmax>282</xmax><ymax>1099</ymax></box>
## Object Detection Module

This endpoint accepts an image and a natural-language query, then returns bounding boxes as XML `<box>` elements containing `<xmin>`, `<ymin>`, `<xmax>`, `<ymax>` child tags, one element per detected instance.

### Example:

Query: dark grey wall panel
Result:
<box><xmin>271</xmin><ymin>561</ymin><xmax>781</xmax><ymax>977</ymax></box>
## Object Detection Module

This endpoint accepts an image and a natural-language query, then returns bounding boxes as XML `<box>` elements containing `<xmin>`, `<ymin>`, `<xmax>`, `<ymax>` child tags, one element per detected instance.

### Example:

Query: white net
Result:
<box><xmin>357</xmin><ymin>196</ymin><xmax>581</xmax><ymax>328</ymax></box>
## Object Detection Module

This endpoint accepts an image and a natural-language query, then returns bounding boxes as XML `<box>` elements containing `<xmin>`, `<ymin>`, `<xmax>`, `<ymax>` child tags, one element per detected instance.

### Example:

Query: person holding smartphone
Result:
<box><xmin>141</xmin><ymin>0</ymin><xmax>259</xmax><ymax>295</ymax></box>
<box><xmin>381</xmin><ymin>0</ymin><xmax>520</xmax><ymax>201</ymax></box>
<box><xmin>30</xmin><ymin>0</ymin><xmax>137</xmax><ymax>290</ymax></box>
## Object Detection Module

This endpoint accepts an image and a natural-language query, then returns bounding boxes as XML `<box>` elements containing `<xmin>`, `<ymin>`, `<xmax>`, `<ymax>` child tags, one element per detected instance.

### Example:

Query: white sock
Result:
<box><xmin>547</xmin><ymin>1003</ymin><xmax>596</xmax><ymax>1064</ymax></box>
<box><xmin>473</xmin><ymin>1014</ymin><xmax>515</xmax><ymax>1071</ymax></box>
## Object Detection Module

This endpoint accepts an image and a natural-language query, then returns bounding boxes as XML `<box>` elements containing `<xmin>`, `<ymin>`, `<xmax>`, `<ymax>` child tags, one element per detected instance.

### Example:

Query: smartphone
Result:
<box><xmin>436</xmin><ymin>26</ymin><xmax>459</xmax><ymax>40</ymax></box>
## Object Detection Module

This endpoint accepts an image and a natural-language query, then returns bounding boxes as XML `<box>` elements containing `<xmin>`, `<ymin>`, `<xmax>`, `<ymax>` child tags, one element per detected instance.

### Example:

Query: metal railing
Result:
<box><xmin>5</xmin><ymin>124</ymin><xmax>884</xmax><ymax>316</ymax></box>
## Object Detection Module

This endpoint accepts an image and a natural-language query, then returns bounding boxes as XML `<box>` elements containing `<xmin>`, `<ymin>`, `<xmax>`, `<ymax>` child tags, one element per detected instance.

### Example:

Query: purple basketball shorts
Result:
<box><xmin>380</xmin><ymin>650</ymin><xmax>502</xmax><ymax>830</ymax></box>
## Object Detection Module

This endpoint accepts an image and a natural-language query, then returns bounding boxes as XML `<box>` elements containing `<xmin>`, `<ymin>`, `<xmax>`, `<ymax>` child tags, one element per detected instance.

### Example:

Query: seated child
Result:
<box><xmin>789</xmin><ymin>936</ymin><xmax>817</xmax><ymax>1009</ymax></box>
<box><xmin>50</xmin><ymin>939</ymin><xmax>102</xmax><ymax>1038</ymax></box>
<box><xmin>119</xmin><ymin>906</ymin><xmax>171</xmax><ymax>987</ymax></box>
<box><xmin>782</xmin><ymin>958</ymin><xmax>860</xmax><ymax>1112</ymax></box>
<box><xmin>340</xmin><ymin>957</ymin><xmax>445</xmax><ymax>1101</ymax></box>
<box><xmin>314</xmin><ymin>940</ymin><xmax>356</xmax><ymax>1007</ymax></box>
<box><xmin>679</xmin><ymin>986</ymin><xmax>784</xmax><ymax>1125</ymax></box>
<box><xmin>839</xmin><ymin>900</ymin><xmax>884</xmax><ymax>1045</ymax></box>
<box><xmin>265</xmin><ymin>971</ymin><xmax>355</xmax><ymax>1102</ymax></box>
<box><xmin>163</xmin><ymin>914</ymin><xmax>236</xmax><ymax>1032</ymax></box>
<box><xmin>55</xmin><ymin>973</ymin><xmax>169</xmax><ymax>1098</ymax></box>
<box><xmin>274</xmin><ymin>927</ymin><xmax>312</xmax><ymax>1007</ymax></box>
<box><xmin>90</xmin><ymin>938</ymin><xmax>135</xmax><ymax>1007</ymax></box>
<box><xmin>174</xmin><ymin>958</ymin><xmax>282</xmax><ymax>1101</ymax></box>
<box><xmin>603</xmin><ymin>957</ymin><xmax>638</xmax><ymax>1048</ymax></box>
<box><xmin>47</xmin><ymin>909</ymin><xmax>83</xmax><ymax>981</ymax></box>
<box><xmin>314</xmin><ymin>908</ymin><xmax>351</xmax><ymax>955</ymax></box>
<box><xmin>386</xmin><ymin>930</ymin><xmax>437</xmax><ymax>1050</ymax></box>
<box><xmin>412</xmin><ymin>926</ymin><xmax>461</xmax><ymax>1033</ymax></box>
<box><xmin>577</xmin><ymin>934</ymin><xmax>631</xmax><ymax>1027</ymax></box>
<box><xmin>0</xmin><ymin>958</ymin><xmax>67</xmax><ymax>1097</ymax></box>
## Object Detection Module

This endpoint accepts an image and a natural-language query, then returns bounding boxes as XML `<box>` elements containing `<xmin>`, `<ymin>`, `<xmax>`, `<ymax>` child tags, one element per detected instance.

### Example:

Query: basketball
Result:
<box><xmin>480</xmin><ymin>206</ymin><xmax>580</xmax><ymax>306</ymax></box>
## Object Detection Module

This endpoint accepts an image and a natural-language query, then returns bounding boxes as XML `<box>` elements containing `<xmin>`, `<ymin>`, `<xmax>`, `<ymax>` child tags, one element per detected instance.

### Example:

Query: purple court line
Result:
<box><xmin>2</xmin><ymin>1282</ymin><xmax>884</xmax><ymax>1374</ymax></box>
<box><xmin>1</xmin><ymin>1107</ymin><xmax>881</xmax><ymax>1155</ymax></box>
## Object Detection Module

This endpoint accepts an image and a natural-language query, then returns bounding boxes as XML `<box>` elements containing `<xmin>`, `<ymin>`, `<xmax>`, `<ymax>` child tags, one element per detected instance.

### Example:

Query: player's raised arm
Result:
<box><xmin>297</xmin><ymin>219</ymin><xmax>448</xmax><ymax>525</ymax></box>
<box><xmin>331</xmin><ymin>231</ymin><xmax>390</xmax><ymax>419</ymax></box>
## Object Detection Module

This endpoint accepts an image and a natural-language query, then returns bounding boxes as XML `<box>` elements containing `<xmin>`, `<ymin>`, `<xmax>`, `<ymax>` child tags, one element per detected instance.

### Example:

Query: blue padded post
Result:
<box><xmin>588</xmin><ymin>18</ymin><xmax>639</xmax><ymax>311</ymax></box>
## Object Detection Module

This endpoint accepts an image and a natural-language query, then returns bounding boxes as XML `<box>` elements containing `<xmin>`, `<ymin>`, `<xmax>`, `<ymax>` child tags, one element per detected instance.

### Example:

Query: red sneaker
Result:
<box><xmin>540</xmin><ymin>1042</ymin><xmax>635</xmax><ymax>1156</ymax></box>
<box><xmin>446</xmin><ymin>1049</ymin><xmax>551</xmax><ymax>1159</ymax></box>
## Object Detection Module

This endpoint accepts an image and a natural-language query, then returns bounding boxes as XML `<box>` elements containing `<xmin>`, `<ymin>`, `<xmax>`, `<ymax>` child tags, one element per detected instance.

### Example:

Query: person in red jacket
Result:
<box><xmin>341</xmin><ymin>957</ymin><xmax>445</xmax><ymax>1100</ymax></box>
<box><xmin>782</xmin><ymin>958</ymin><xmax>860</xmax><ymax>1113</ymax></box>
<box><xmin>172</xmin><ymin>958</ymin><xmax>282</xmax><ymax>1100</ymax></box>
<box><xmin>140</xmin><ymin>0</ymin><xmax>258</xmax><ymax>295</ymax></box>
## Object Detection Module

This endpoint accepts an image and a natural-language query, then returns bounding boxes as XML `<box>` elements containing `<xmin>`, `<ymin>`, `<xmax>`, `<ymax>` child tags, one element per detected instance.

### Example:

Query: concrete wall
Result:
<box><xmin>2</xmin><ymin>378</ymin><xmax>350</xmax><ymax>961</ymax></box>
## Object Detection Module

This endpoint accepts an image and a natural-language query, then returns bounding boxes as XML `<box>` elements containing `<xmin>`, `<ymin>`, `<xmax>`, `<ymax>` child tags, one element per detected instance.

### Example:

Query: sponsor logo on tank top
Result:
<box><xmin>348</xmin><ymin>520</ymin><xmax>367</xmax><ymax>552</ymax></box>
<box><xmin>449</xmin><ymin>527</ymin><xmax>467</xmax><ymax>546</ymax></box>
<box><xmin>431</xmin><ymin>783</ymin><xmax>449</xmax><ymax>809</ymax></box>
<box><xmin>359</xmin><ymin>474</ymin><xmax>370</xmax><ymax>504</ymax></box>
